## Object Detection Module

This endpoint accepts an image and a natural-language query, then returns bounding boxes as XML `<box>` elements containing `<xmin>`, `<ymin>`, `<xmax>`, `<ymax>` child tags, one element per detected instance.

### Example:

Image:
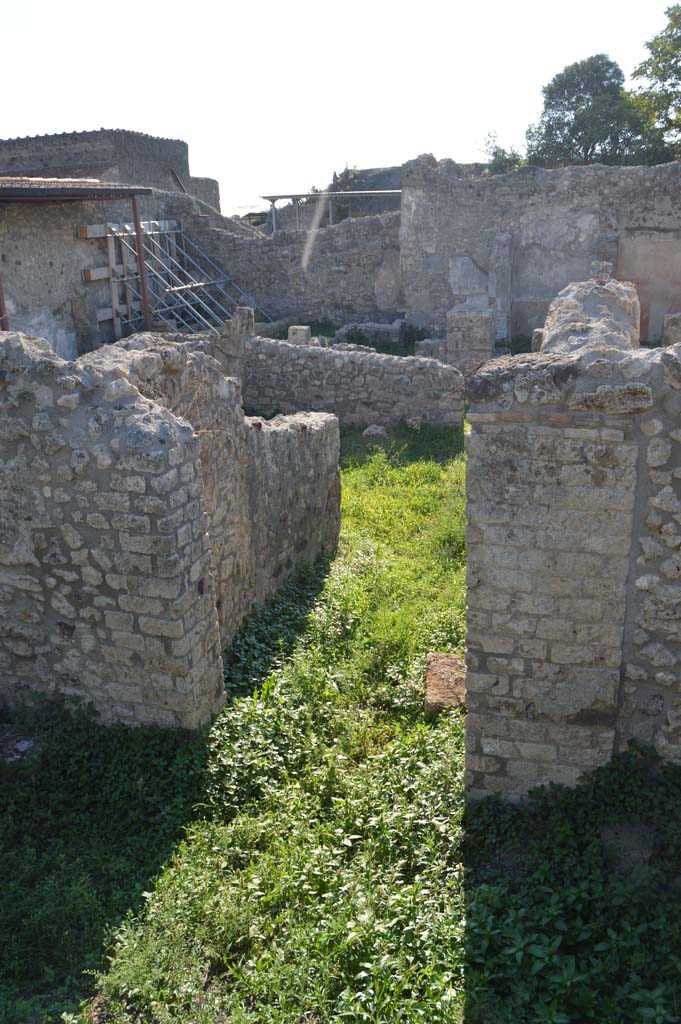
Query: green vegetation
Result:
<box><xmin>525</xmin><ymin>54</ymin><xmax>655</xmax><ymax>167</ymax></box>
<box><xmin>634</xmin><ymin>4</ymin><xmax>681</xmax><ymax>153</ymax></box>
<box><xmin>0</xmin><ymin>426</ymin><xmax>466</xmax><ymax>1023</ymax></box>
<box><xmin>487</xmin><ymin>9</ymin><xmax>681</xmax><ymax>172</ymax></box>
<box><xmin>4</xmin><ymin>425</ymin><xmax>681</xmax><ymax>1023</ymax></box>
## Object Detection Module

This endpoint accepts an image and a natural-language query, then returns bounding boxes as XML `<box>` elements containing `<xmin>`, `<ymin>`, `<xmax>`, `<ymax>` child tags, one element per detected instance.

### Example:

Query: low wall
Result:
<box><xmin>0</xmin><ymin>330</ymin><xmax>340</xmax><ymax>729</ymax></box>
<box><xmin>465</xmin><ymin>278</ymin><xmax>681</xmax><ymax>799</ymax></box>
<box><xmin>242</xmin><ymin>336</ymin><xmax>465</xmax><ymax>427</ymax></box>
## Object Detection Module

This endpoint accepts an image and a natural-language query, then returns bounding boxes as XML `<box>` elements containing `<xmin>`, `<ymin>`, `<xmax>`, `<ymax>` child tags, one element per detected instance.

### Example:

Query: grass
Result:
<box><xmin>3</xmin><ymin>424</ymin><xmax>681</xmax><ymax>1023</ymax></box>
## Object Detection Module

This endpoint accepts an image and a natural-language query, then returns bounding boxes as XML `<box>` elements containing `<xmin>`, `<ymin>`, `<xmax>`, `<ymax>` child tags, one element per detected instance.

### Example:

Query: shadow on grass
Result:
<box><xmin>461</xmin><ymin>745</ymin><xmax>681</xmax><ymax>1022</ymax></box>
<box><xmin>340</xmin><ymin>423</ymin><xmax>465</xmax><ymax>472</ymax></box>
<box><xmin>223</xmin><ymin>557</ymin><xmax>331</xmax><ymax>701</ymax></box>
<box><xmin>0</xmin><ymin>702</ymin><xmax>210</xmax><ymax>1023</ymax></box>
<box><xmin>0</xmin><ymin>559</ymin><xmax>333</xmax><ymax>1024</ymax></box>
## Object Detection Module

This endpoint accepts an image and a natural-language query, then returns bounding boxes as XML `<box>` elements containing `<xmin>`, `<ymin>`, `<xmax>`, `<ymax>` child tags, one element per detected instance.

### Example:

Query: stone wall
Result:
<box><xmin>193</xmin><ymin>213</ymin><xmax>403</xmax><ymax>323</ymax></box>
<box><xmin>0</xmin><ymin>130</ymin><xmax>221</xmax><ymax>210</ymax></box>
<box><xmin>241</xmin><ymin>336</ymin><xmax>464</xmax><ymax>427</ymax></box>
<box><xmin>444</xmin><ymin>312</ymin><xmax>496</xmax><ymax>374</ymax></box>
<box><xmin>465</xmin><ymin>278</ymin><xmax>681</xmax><ymax>799</ymax></box>
<box><xmin>400</xmin><ymin>156</ymin><xmax>681</xmax><ymax>341</ymax></box>
<box><xmin>0</xmin><ymin>330</ymin><xmax>340</xmax><ymax>729</ymax></box>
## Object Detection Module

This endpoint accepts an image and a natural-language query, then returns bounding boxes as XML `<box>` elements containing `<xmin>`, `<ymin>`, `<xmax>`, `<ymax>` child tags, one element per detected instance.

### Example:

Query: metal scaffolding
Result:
<box><xmin>81</xmin><ymin>217</ymin><xmax>271</xmax><ymax>338</ymax></box>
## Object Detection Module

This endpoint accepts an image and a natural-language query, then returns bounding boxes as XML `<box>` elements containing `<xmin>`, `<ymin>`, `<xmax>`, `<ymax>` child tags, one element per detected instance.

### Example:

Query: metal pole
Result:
<box><xmin>0</xmin><ymin>273</ymin><xmax>9</xmax><ymax>331</ymax></box>
<box><xmin>271</xmin><ymin>201</ymin><xmax>277</xmax><ymax>235</ymax></box>
<box><xmin>329</xmin><ymin>199</ymin><xmax>333</xmax><ymax>226</ymax></box>
<box><xmin>131</xmin><ymin>195</ymin><xmax>152</xmax><ymax>331</ymax></box>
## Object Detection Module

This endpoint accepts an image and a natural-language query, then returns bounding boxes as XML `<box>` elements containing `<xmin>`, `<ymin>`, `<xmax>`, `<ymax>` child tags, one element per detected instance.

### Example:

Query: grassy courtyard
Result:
<box><xmin>2</xmin><ymin>425</ymin><xmax>681</xmax><ymax>1023</ymax></box>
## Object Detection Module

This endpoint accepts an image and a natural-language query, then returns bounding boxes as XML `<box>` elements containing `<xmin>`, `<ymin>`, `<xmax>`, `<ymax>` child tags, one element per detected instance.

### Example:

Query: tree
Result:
<box><xmin>526</xmin><ymin>54</ymin><xmax>647</xmax><ymax>166</ymax></box>
<box><xmin>633</xmin><ymin>4</ymin><xmax>681</xmax><ymax>151</ymax></box>
<box><xmin>484</xmin><ymin>132</ymin><xmax>524</xmax><ymax>175</ymax></box>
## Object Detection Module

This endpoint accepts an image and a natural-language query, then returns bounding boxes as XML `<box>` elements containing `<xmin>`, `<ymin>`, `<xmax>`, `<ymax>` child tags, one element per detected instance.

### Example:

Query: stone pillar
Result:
<box><xmin>464</xmin><ymin>277</ymin><xmax>657</xmax><ymax>801</ymax></box>
<box><xmin>217</xmin><ymin>306</ymin><xmax>255</xmax><ymax>379</ymax></box>
<box><xmin>662</xmin><ymin>313</ymin><xmax>681</xmax><ymax>347</ymax></box>
<box><xmin>445</xmin><ymin>311</ymin><xmax>495</xmax><ymax>373</ymax></box>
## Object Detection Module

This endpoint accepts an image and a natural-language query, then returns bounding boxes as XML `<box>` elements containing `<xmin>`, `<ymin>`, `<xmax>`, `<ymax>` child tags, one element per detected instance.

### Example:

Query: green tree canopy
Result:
<box><xmin>526</xmin><ymin>54</ymin><xmax>647</xmax><ymax>166</ymax></box>
<box><xmin>483</xmin><ymin>132</ymin><xmax>524</xmax><ymax>175</ymax></box>
<box><xmin>634</xmin><ymin>4</ymin><xmax>681</xmax><ymax>148</ymax></box>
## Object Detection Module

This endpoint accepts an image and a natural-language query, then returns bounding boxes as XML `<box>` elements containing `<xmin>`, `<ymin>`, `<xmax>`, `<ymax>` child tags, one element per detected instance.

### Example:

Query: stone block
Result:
<box><xmin>423</xmin><ymin>652</ymin><xmax>466</xmax><ymax>719</ymax></box>
<box><xmin>287</xmin><ymin>325</ymin><xmax>312</xmax><ymax>345</ymax></box>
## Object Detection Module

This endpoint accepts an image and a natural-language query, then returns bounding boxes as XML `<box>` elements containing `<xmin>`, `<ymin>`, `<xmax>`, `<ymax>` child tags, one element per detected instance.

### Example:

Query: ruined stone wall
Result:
<box><xmin>246</xmin><ymin>414</ymin><xmax>341</xmax><ymax>603</ymax></box>
<box><xmin>0</xmin><ymin>332</ymin><xmax>224</xmax><ymax>729</ymax></box>
<box><xmin>400</xmin><ymin>157</ymin><xmax>681</xmax><ymax>341</ymax></box>
<box><xmin>241</xmin><ymin>336</ymin><xmax>464</xmax><ymax>427</ymax></box>
<box><xmin>0</xmin><ymin>130</ymin><xmax>220</xmax><ymax>208</ymax></box>
<box><xmin>465</xmin><ymin>279</ymin><xmax>681</xmax><ymax>799</ymax></box>
<box><xmin>193</xmin><ymin>213</ymin><xmax>403</xmax><ymax>323</ymax></box>
<box><xmin>0</xmin><ymin>330</ymin><xmax>340</xmax><ymax>728</ymax></box>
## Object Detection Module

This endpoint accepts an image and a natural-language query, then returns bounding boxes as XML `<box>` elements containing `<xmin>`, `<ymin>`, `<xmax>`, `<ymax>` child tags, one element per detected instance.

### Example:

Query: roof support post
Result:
<box><xmin>271</xmin><ymin>201</ymin><xmax>277</xmax><ymax>234</ymax></box>
<box><xmin>131</xmin><ymin>195</ymin><xmax>152</xmax><ymax>332</ymax></box>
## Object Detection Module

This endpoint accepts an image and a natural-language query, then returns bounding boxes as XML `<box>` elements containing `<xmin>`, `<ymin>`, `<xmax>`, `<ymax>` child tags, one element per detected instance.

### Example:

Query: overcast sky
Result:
<box><xmin>2</xmin><ymin>0</ymin><xmax>672</xmax><ymax>215</ymax></box>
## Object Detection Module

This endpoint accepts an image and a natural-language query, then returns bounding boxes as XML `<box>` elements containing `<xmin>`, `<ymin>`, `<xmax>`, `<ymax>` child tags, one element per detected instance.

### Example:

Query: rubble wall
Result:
<box><xmin>0</xmin><ymin>332</ymin><xmax>224</xmax><ymax>729</ymax></box>
<box><xmin>0</xmin><ymin>331</ymin><xmax>341</xmax><ymax>728</ymax></box>
<box><xmin>246</xmin><ymin>414</ymin><xmax>341</xmax><ymax>604</ymax></box>
<box><xmin>241</xmin><ymin>336</ymin><xmax>465</xmax><ymax>427</ymax></box>
<box><xmin>0</xmin><ymin>129</ymin><xmax>220</xmax><ymax>206</ymax></box>
<box><xmin>194</xmin><ymin>213</ymin><xmax>403</xmax><ymax>322</ymax></box>
<box><xmin>465</xmin><ymin>279</ymin><xmax>681</xmax><ymax>799</ymax></box>
<box><xmin>400</xmin><ymin>157</ymin><xmax>681</xmax><ymax>340</ymax></box>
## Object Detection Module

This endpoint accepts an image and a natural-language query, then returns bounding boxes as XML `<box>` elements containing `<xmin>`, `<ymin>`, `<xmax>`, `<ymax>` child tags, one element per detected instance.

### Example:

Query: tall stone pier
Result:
<box><xmin>465</xmin><ymin>278</ymin><xmax>681</xmax><ymax>799</ymax></box>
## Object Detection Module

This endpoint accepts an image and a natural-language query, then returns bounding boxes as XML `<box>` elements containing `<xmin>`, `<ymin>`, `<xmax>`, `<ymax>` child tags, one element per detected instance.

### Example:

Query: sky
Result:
<box><xmin>1</xmin><ymin>0</ymin><xmax>673</xmax><ymax>216</ymax></box>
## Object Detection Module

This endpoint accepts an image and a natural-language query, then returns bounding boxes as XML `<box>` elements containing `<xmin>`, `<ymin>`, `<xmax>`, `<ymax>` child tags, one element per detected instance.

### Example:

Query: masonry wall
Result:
<box><xmin>195</xmin><ymin>213</ymin><xmax>403</xmax><ymax>323</ymax></box>
<box><xmin>0</xmin><ymin>330</ymin><xmax>341</xmax><ymax>728</ymax></box>
<box><xmin>0</xmin><ymin>130</ymin><xmax>221</xmax><ymax>209</ymax></box>
<box><xmin>241</xmin><ymin>336</ymin><xmax>464</xmax><ymax>427</ymax></box>
<box><xmin>465</xmin><ymin>321</ymin><xmax>681</xmax><ymax>798</ymax></box>
<box><xmin>400</xmin><ymin>156</ymin><xmax>681</xmax><ymax>341</ymax></box>
<box><xmin>0</xmin><ymin>331</ymin><xmax>224</xmax><ymax>729</ymax></box>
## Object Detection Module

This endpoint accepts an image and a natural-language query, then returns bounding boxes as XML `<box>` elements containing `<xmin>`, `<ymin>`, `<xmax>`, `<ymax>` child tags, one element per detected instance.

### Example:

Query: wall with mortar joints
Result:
<box><xmin>85</xmin><ymin>332</ymin><xmax>341</xmax><ymax>650</ymax></box>
<box><xmin>241</xmin><ymin>336</ymin><xmax>465</xmax><ymax>428</ymax></box>
<box><xmin>465</xmin><ymin>412</ymin><xmax>637</xmax><ymax>799</ymax></box>
<box><xmin>465</xmin><ymin>277</ymin><xmax>681</xmax><ymax>799</ymax></box>
<box><xmin>0</xmin><ymin>331</ymin><xmax>224</xmax><ymax>730</ymax></box>
<box><xmin>0</xmin><ymin>325</ymin><xmax>341</xmax><ymax>729</ymax></box>
<box><xmin>192</xmin><ymin>212</ymin><xmax>403</xmax><ymax>323</ymax></box>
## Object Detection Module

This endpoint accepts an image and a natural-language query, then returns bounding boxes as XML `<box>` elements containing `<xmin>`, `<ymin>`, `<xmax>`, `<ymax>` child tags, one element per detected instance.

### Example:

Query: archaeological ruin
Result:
<box><xmin>0</xmin><ymin>323</ymin><xmax>340</xmax><ymax>729</ymax></box>
<box><xmin>465</xmin><ymin>274</ymin><xmax>681</xmax><ymax>799</ymax></box>
<box><xmin>6</xmin><ymin>127</ymin><xmax>681</xmax><ymax>797</ymax></box>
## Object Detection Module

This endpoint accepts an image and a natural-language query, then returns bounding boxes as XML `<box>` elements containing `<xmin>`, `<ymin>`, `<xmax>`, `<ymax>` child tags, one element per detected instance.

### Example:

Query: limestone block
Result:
<box><xmin>540</xmin><ymin>278</ymin><xmax>640</xmax><ymax>353</ymax></box>
<box><xmin>288</xmin><ymin>325</ymin><xmax>312</xmax><ymax>345</ymax></box>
